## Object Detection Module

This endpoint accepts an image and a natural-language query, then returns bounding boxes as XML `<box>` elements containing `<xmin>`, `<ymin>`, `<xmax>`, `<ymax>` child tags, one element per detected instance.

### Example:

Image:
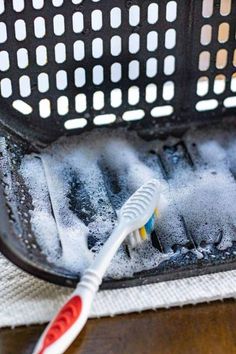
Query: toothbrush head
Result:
<box><xmin>119</xmin><ymin>179</ymin><xmax>161</xmax><ymax>248</ymax></box>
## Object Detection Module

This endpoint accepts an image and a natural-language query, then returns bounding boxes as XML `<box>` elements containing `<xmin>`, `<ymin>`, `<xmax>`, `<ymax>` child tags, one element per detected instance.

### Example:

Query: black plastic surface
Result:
<box><xmin>0</xmin><ymin>1</ymin><xmax>235</xmax><ymax>144</ymax></box>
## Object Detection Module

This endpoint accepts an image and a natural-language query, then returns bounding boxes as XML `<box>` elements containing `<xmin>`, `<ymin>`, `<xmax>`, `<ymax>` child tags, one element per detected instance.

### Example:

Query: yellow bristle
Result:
<box><xmin>154</xmin><ymin>208</ymin><xmax>159</xmax><ymax>217</ymax></box>
<box><xmin>140</xmin><ymin>226</ymin><xmax>147</xmax><ymax>240</ymax></box>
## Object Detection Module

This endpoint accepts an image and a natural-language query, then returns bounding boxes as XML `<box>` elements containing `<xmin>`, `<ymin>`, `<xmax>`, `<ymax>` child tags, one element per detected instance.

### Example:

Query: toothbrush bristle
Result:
<box><xmin>127</xmin><ymin>208</ymin><xmax>159</xmax><ymax>249</ymax></box>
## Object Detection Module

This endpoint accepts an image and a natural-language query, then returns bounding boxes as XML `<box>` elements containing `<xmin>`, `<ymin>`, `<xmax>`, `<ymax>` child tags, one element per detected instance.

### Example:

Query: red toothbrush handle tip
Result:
<box><xmin>37</xmin><ymin>295</ymin><xmax>82</xmax><ymax>354</ymax></box>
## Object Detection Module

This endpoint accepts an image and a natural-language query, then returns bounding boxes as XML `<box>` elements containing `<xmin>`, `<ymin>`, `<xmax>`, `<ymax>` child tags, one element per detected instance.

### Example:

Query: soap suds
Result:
<box><xmin>20</xmin><ymin>127</ymin><xmax>236</xmax><ymax>278</ymax></box>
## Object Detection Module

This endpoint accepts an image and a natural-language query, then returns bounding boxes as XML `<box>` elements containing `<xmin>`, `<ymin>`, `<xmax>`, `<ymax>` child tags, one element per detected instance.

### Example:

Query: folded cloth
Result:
<box><xmin>1</xmin><ymin>252</ymin><xmax>236</xmax><ymax>328</ymax></box>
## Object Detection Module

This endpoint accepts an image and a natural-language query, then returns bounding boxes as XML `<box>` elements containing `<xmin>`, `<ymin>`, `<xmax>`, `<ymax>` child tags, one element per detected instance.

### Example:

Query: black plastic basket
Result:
<box><xmin>0</xmin><ymin>0</ymin><xmax>236</xmax><ymax>288</ymax></box>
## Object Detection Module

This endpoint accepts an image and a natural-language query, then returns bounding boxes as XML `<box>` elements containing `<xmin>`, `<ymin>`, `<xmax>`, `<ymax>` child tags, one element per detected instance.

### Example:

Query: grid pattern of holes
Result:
<box><xmin>0</xmin><ymin>0</ymin><xmax>179</xmax><ymax>131</ymax></box>
<box><xmin>196</xmin><ymin>0</ymin><xmax>236</xmax><ymax>112</ymax></box>
<box><xmin>0</xmin><ymin>0</ymin><xmax>235</xmax><ymax>134</ymax></box>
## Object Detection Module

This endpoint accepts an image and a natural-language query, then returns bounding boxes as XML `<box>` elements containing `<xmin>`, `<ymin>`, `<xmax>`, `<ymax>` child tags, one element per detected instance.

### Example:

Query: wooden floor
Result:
<box><xmin>1</xmin><ymin>299</ymin><xmax>236</xmax><ymax>354</ymax></box>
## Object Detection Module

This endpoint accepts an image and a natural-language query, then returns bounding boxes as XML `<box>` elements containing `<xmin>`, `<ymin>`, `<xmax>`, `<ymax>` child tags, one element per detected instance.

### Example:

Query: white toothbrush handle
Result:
<box><xmin>33</xmin><ymin>226</ymin><xmax>128</xmax><ymax>354</ymax></box>
<box><xmin>33</xmin><ymin>269</ymin><xmax>101</xmax><ymax>354</ymax></box>
<box><xmin>33</xmin><ymin>178</ymin><xmax>160</xmax><ymax>354</ymax></box>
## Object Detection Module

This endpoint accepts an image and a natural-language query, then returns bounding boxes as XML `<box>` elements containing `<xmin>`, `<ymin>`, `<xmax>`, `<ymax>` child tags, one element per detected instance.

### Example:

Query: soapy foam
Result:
<box><xmin>20</xmin><ymin>126</ymin><xmax>236</xmax><ymax>278</ymax></box>
<box><xmin>20</xmin><ymin>156</ymin><xmax>60</xmax><ymax>261</ymax></box>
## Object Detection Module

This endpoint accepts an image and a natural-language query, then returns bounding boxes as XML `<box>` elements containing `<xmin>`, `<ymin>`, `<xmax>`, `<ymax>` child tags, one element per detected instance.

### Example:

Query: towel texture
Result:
<box><xmin>1</xmin><ymin>253</ymin><xmax>236</xmax><ymax>328</ymax></box>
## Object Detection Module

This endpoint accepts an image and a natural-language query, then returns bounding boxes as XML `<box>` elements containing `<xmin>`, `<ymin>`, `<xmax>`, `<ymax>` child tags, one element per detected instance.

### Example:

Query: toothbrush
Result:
<box><xmin>33</xmin><ymin>179</ymin><xmax>161</xmax><ymax>354</ymax></box>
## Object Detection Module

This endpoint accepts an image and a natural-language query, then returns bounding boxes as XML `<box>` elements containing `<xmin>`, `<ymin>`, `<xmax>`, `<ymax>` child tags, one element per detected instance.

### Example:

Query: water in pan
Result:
<box><xmin>20</xmin><ymin>126</ymin><xmax>236</xmax><ymax>278</ymax></box>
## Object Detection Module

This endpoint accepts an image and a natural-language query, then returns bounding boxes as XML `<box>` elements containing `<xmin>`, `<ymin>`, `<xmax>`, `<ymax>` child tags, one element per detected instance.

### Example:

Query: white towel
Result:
<box><xmin>1</xmin><ymin>252</ymin><xmax>236</xmax><ymax>328</ymax></box>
